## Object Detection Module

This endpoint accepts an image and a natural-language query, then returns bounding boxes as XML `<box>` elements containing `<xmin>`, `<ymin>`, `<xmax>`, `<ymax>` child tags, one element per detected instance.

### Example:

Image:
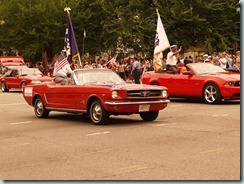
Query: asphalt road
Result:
<box><xmin>0</xmin><ymin>91</ymin><xmax>240</xmax><ymax>180</ymax></box>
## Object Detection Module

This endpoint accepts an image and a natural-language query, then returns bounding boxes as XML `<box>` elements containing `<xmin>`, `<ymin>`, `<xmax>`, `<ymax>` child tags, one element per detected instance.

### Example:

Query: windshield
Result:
<box><xmin>190</xmin><ymin>63</ymin><xmax>226</xmax><ymax>75</ymax></box>
<box><xmin>19</xmin><ymin>68</ymin><xmax>42</xmax><ymax>76</ymax></box>
<box><xmin>74</xmin><ymin>69</ymin><xmax>126</xmax><ymax>85</ymax></box>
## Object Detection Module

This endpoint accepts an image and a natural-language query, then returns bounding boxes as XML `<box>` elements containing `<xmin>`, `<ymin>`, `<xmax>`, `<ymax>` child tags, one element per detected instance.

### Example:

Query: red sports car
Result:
<box><xmin>141</xmin><ymin>63</ymin><xmax>240</xmax><ymax>104</ymax></box>
<box><xmin>0</xmin><ymin>66</ymin><xmax>53</xmax><ymax>92</ymax></box>
<box><xmin>22</xmin><ymin>69</ymin><xmax>169</xmax><ymax>125</ymax></box>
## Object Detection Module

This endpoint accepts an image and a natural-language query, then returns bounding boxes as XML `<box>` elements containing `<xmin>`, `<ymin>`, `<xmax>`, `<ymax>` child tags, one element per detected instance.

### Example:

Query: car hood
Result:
<box><xmin>210</xmin><ymin>73</ymin><xmax>240</xmax><ymax>81</ymax></box>
<box><xmin>89</xmin><ymin>83</ymin><xmax>166</xmax><ymax>90</ymax></box>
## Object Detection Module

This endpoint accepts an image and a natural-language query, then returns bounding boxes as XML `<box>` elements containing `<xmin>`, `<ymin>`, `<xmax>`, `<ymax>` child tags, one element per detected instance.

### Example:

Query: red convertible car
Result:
<box><xmin>0</xmin><ymin>66</ymin><xmax>53</xmax><ymax>92</ymax></box>
<box><xmin>141</xmin><ymin>63</ymin><xmax>240</xmax><ymax>104</ymax></box>
<box><xmin>22</xmin><ymin>69</ymin><xmax>170</xmax><ymax>125</ymax></box>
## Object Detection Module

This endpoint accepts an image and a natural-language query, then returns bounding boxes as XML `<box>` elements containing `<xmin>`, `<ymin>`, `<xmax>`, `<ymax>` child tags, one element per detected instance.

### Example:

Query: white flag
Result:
<box><xmin>153</xmin><ymin>9</ymin><xmax>170</xmax><ymax>72</ymax></box>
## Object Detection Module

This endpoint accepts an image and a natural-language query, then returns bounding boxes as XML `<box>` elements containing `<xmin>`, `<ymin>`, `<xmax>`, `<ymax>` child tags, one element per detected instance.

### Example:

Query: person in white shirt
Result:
<box><xmin>219</xmin><ymin>52</ymin><xmax>227</xmax><ymax>69</ymax></box>
<box><xmin>166</xmin><ymin>45</ymin><xmax>182</xmax><ymax>74</ymax></box>
<box><xmin>53</xmin><ymin>50</ymin><xmax>73</xmax><ymax>85</ymax></box>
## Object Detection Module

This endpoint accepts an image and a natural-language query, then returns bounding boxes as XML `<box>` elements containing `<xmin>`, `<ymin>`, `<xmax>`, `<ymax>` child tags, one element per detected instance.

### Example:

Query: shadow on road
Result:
<box><xmin>169</xmin><ymin>97</ymin><xmax>240</xmax><ymax>105</ymax></box>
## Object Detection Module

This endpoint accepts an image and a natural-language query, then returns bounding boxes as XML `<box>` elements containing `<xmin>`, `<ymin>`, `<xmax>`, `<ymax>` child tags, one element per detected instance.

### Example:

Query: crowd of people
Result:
<box><xmin>47</xmin><ymin>47</ymin><xmax>241</xmax><ymax>85</ymax></box>
<box><xmin>1</xmin><ymin>48</ymin><xmax>240</xmax><ymax>84</ymax></box>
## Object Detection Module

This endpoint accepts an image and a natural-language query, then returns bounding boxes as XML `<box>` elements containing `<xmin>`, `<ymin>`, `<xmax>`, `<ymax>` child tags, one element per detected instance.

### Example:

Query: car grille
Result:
<box><xmin>127</xmin><ymin>90</ymin><xmax>161</xmax><ymax>98</ymax></box>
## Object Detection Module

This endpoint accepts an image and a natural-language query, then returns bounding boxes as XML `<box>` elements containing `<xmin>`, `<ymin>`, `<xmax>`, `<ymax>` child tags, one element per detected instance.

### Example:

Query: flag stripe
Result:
<box><xmin>56</xmin><ymin>58</ymin><xmax>69</xmax><ymax>72</ymax></box>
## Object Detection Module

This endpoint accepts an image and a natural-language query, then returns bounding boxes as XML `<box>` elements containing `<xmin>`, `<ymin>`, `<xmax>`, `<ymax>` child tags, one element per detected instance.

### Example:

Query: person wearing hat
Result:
<box><xmin>130</xmin><ymin>56</ymin><xmax>141</xmax><ymax>84</ymax></box>
<box><xmin>203</xmin><ymin>54</ymin><xmax>209</xmax><ymax>63</ymax></box>
<box><xmin>166</xmin><ymin>45</ymin><xmax>182</xmax><ymax>74</ymax></box>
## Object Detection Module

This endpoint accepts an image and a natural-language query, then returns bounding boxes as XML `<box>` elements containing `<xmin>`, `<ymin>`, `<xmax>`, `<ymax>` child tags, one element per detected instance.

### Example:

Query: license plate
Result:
<box><xmin>139</xmin><ymin>104</ymin><xmax>150</xmax><ymax>112</ymax></box>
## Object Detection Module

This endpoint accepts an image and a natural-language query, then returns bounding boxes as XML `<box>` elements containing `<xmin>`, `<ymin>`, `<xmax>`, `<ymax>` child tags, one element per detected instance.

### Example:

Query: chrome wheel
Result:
<box><xmin>34</xmin><ymin>97</ymin><xmax>49</xmax><ymax>118</ymax></box>
<box><xmin>1</xmin><ymin>82</ymin><xmax>9</xmax><ymax>92</ymax></box>
<box><xmin>92</xmin><ymin>102</ymin><xmax>102</xmax><ymax>122</ymax></box>
<box><xmin>89</xmin><ymin>100</ymin><xmax>109</xmax><ymax>125</ymax></box>
<box><xmin>204</xmin><ymin>83</ymin><xmax>221</xmax><ymax>104</ymax></box>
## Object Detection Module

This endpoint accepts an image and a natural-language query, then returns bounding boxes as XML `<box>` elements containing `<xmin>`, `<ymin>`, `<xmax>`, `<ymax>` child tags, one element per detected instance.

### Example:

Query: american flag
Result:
<box><xmin>55</xmin><ymin>58</ymin><xmax>69</xmax><ymax>72</ymax></box>
<box><xmin>107</xmin><ymin>55</ymin><xmax>117</xmax><ymax>64</ymax></box>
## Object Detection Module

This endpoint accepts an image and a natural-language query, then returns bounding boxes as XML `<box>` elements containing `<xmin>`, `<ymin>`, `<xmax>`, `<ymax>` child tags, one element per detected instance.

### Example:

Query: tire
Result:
<box><xmin>21</xmin><ymin>82</ymin><xmax>27</xmax><ymax>92</ymax></box>
<box><xmin>34</xmin><ymin>97</ymin><xmax>49</xmax><ymax>118</ymax></box>
<box><xmin>203</xmin><ymin>83</ymin><xmax>222</xmax><ymax>104</ymax></box>
<box><xmin>1</xmin><ymin>81</ymin><xmax>9</xmax><ymax>92</ymax></box>
<box><xmin>89</xmin><ymin>100</ymin><xmax>109</xmax><ymax>125</ymax></box>
<box><xmin>140</xmin><ymin>111</ymin><xmax>159</xmax><ymax>121</ymax></box>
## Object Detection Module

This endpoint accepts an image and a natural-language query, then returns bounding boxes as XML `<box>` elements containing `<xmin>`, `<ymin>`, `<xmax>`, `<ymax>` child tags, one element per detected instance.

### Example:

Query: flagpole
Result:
<box><xmin>83</xmin><ymin>29</ymin><xmax>85</xmax><ymax>61</ymax></box>
<box><xmin>64</xmin><ymin>7</ymin><xmax>82</xmax><ymax>68</ymax></box>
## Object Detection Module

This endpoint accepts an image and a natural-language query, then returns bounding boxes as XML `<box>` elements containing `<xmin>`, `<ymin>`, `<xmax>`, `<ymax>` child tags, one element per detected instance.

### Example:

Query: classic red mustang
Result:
<box><xmin>22</xmin><ymin>69</ymin><xmax>169</xmax><ymax>125</ymax></box>
<box><xmin>141</xmin><ymin>63</ymin><xmax>240</xmax><ymax>104</ymax></box>
<box><xmin>0</xmin><ymin>66</ymin><xmax>53</xmax><ymax>92</ymax></box>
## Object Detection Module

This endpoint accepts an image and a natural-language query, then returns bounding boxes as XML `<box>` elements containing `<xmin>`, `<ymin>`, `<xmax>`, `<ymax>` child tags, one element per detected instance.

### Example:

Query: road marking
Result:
<box><xmin>212</xmin><ymin>114</ymin><xmax>229</xmax><ymax>117</ymax></box>
<box><xmin>10</xmin><ymin>121</ymin><xmax>32</xmax><ymax>125</ymax></box>
<box><xmin>155</xmin><ymin>123</ymin><xmax>177</xmax><ymax>127</ymax></box>
<box><xmin>86</xmin><ymin>131</ymin><xmax>110</xmax><ymax>136</ymax></box>
<box><xmin>0</xmin><ymin>103</ymin><xmax>26</xmax><ymax>106</ymax></box>
<box><xmin>200</xmin><ymin>148</ymin><xmax>224</xmax><ymax>154</ymax></box>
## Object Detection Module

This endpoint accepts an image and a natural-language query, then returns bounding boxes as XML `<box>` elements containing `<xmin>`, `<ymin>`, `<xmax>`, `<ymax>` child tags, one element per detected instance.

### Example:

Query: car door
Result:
<box><xmin>6</xmin><ymin>70</ymin><xmax>20</xmax><ymax>89</ymax></box>
<box><xmin>170</xmin><ymin>74</ymin><xmax>204</xmax><ymax>97</ymax></box>
<box><xmin>45</xmin><ymin>84</ymin><xmax>88</xmax><ymax>111</ymax></box>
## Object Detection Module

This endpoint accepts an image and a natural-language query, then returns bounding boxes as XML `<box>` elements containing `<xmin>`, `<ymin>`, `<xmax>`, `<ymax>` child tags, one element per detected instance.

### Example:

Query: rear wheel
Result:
<box><xmin>203</xmin><ymin>83</ymin><xmax>222</xmax><ymax>104</ymax></box>
<box><xmin>1</xmin><ymin>81</ymin><xmax>9</xmax><ymax>92</ymax></box>
<box><xmin>140</xmin><ymin>111</ymin><xmax>159</xmax><ymax>121</ymax></box>
<box><xmin>89</xmin><ymin>100</ymin><xmax>109</xmax><ymax>125</ymax></box>
<box><xmin>34</xmin><ymin>97</ymin><xmax>49</xmax><ymax>118</ymax></box>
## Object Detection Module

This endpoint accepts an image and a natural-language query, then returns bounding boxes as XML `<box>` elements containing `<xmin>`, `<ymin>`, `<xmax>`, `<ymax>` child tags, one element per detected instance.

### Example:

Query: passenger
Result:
<box><xmin>53</xmin><ymin>50</ymin><xmax>72</xmax><ymax>85</ymax></box>
<box><xmin>166</xmin><ymin>45</ymin><xmax>182</xmax><ymax>74</ymax></box>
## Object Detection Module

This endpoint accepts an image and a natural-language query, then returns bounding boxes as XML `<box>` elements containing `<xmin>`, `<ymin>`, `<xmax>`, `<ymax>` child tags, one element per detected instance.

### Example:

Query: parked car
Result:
<box><xmin>0</xmin><ymin>56</ymin><xmax>25</xmax><ymax>75</ymax></box>
<box><xmin>141</xmin><ymin>63</ymin><xmax>240</xmax><ymax>104</ymax></box>
<box><xmin>22</xmin><ymin>69</ymin><xmax>170</xmax><ymax>125</ymax></box>
<box><xmin>0</xmin><ymin>66</ymin><xmax>53</xmax><ymax>92</ymax></box>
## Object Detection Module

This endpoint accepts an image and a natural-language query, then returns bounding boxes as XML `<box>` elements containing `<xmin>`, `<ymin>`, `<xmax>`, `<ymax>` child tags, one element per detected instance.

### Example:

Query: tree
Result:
<box><xmin>0</xmin><ymin>0</ymin><xmax>240</xmax><ymax>62</ymax></box>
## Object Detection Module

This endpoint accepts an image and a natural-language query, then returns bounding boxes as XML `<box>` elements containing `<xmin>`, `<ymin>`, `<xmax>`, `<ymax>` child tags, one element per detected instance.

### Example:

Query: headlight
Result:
<box><xmin>162</xmin><ymin>90</ymin><xmax>168</xmax><ymax>97</ymax></box>
<box><xmin>224</xmin><ymin>81</ymin><xmax>235</xmax><ymax>86</ymax></box>
<box><xmin>111</xmin><ymin>91</ymin><xmax>118</xmax><ymax>99</ymax></box>
<box><xmin>31</xmin><ymin>80</ymin><xmax>41</xmax><ymax>84</ymax></box>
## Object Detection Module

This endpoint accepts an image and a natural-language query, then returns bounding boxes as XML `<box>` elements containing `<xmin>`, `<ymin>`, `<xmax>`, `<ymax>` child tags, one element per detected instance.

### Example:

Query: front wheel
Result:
<box><xmin>89</xmin><ymin>100</ymin><xmax>109</xmax><ymax>125</ymax></box>
<box><xmin>203</xmin><ymin>83</ymin><xmax>222</xmax><ymax>104</ymax></box>
<box><xmin>140</xmin><ymin>111</ymin><xmax>159</xmax><ymax>121</ymax></box>
<box><xmin>34</xmin><ymin>97</ymin><xmax>49</xmax><ymax>118</ymax></box>
<box><xmin>1</xmin><ymin>81</ymin><xmax>9</xmax><ymax>92</ymax></box>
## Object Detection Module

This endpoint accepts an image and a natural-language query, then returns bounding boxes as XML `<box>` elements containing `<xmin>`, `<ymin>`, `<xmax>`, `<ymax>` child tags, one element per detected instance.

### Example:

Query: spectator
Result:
<box><xmin>203</xmin><ymin>54</ymin><xmax>210</xmax><ymax>63</ymax></box>
<box><xmin>219</xmin><ymin>52</ymin><xmax>227</xmax><ymax>69</ymax></box>
<box><xmin>233</xmin><ymin>51</ymin><xmax>240</xmax><ymax>71</ymax></box>
<box><xmin>117</xmin><ymin>60</ymin><xmax>126</xmax><ymax>80</ymax></box>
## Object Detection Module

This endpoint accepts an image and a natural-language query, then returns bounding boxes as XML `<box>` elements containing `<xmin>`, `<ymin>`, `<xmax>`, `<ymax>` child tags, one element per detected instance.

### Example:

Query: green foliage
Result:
<box><xmin>0</xmin><ymin>0</ymin><xmax>240</xmax><ymax>61</ymax></box>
